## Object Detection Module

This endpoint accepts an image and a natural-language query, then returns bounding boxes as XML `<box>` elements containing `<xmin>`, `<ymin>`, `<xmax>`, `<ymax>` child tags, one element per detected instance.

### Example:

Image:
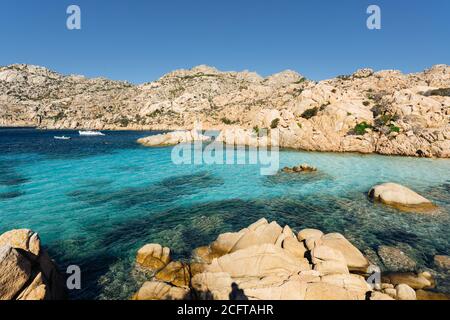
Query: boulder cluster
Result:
<box><xmin>0</xmin><ymin>229</ymin><xmax>66</xmax><ymax>300</ymax></box>
<box><xmin>132</xmin><ymin>218</ymin><xmax>449</xmax><ymax>300</ymax></box>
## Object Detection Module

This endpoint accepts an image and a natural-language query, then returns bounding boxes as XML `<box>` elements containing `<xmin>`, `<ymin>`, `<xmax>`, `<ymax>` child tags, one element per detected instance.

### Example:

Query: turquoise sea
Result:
<box><xmin>0</xmin><ymin>128</ymin><xmax>449</xmax><ymax>299</ymax></box>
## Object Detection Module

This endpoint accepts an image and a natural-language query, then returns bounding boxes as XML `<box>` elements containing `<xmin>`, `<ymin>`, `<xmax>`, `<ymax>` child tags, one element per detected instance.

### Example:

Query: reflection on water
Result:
<box><xmin>0</xmin><ymin>128</ymin><xmax>449</xmax><ymax>299</ymax></box>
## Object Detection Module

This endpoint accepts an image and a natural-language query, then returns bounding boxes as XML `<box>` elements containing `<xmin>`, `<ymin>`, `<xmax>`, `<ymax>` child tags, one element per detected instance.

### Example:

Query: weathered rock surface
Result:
<box><xmin>132</xmin><ymin>219</ymin><xmax>449</xmax><ymax>300</ymax></box>
<box><xmin>382</xmin><ymin>272</ymin><xmax>434</xmax><ymax>290</ymax></box>
<box><xmin>320</xmin><ymin>233</ymin><xmax>370</xmax><ymax>272</ymax></box>
<box><xmin>368</xmin><ymin>183</ymin><xmax>436</xmax><ymax>211</ymax></box>
<box><xmin>395</xmin><ymin>284</ymin><xmax>417</xmax><ymax>300</ymax></box>
<box><xmin>0</xmin><ymin>229</ymin><xmax>66</xmax><ymax>300</ymax></box>
<box><xmin>136</xmin><ymin>243</ymin><xmax>171</xmax><ymax>272</ymax></box>
<box><xmin>155</xmin><ymin>261</ymin><xmax>191</xmax><ymax>288</ymax></box>
<box><xmin>132</xmin><ymin>281</ymin><xmax>190</xmax><ymax>300</ymax></box>
<box><xmin>2</xmin><ymin>63</ymin><xmax>449</xmax><ymax>158</ymax></box>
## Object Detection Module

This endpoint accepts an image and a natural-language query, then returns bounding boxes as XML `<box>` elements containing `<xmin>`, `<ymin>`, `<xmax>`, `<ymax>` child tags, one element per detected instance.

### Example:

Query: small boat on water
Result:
<box><xmin>54</xmin><ymin>136</ymin><xmax>71</xmax><ymax>140</ymax></box>
<box><xmin>79</xmin><ymin>130</ymin><xmax>105</xmax><ymax>136</ymax></box>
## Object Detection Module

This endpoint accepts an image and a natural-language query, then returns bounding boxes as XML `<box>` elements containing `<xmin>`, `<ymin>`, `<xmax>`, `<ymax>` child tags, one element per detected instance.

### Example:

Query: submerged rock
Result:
<box><xmin>282</xmin><ymin>164</ymin><xmax>317</xmax><ymax>173</ymax></box>
<box><xmin>368</xmin><ymin>182</ymin><xmax>436</xmax><ymax>212</ymax></box>
<box><xmin>416</xmin><ymin>289</ymin><xmax>450</xmax><ymax>300</ymax></box>
<box><xmin>0</xmin><ymin>229</ymin><xmax>66</xmax><ymax>300</ymax></box>
<box><xmin>377</xmin><ymin>245</ymin><xmax>417</xmax><ymax>272</ymax></box>
<box><xmin>382</xmin><ymin>272</ymin><xmax>434</xmax><ymax>290</ymax></box>
<box><xmin>434</xmin><ymin>255</ymin><xmax>450</xmax><ymax>270</ymax></box>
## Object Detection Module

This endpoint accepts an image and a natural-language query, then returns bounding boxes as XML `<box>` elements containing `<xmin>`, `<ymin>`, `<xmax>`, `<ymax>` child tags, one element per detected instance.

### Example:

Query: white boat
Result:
<box><xmin>79</xmin><ymin>130</ymin><xmax>105</xmax><ymax>136</ymax></box>
<box><xmin>54</xmin><ymin>136</ymin><xmax>71</xmax><ymax>140</ymax></box>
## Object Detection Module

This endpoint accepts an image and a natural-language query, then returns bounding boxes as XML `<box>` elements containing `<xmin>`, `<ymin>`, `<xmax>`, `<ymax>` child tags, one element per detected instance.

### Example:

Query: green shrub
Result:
<box><xmin>423</xmin><ymin>88</ymin><xmax>450</xmax><ymax>97</ymax></box>
<box><xmin>375</xmin><ymin>113</ymin><xmax>399</xmax><ymax>127</ymax></box>
<box><xmin>319</xmin><ymin>102</ymin><xmax>330</xmax><ymax>111</ymax></box>
<box><xmin>118</xmin><ymin>117</ymin><xmax>130</xmax><ymax>127</ymax></box>
<box><xmin>149</xmin><ymin>110</ymin><xmax>162</xmax><ymax>117</ymax></box>
<box><xmin>53</xmin><ymin>111</ymin><xmax>65</xmax><ymax>121</ymax></box>
<box><xmin>389</xmin><ymin>125</ymin><xmax>400</xmax><ymax>133</ymax></box>
<box><xmin>297</xmin><ymin>122</ymin><xmax>302</xmax><ymax>128</ymax></box>
<box><xmin>337</xmin><ymin>74</ymin><xmax>351</xmax><ymax>81</ymax></box>
<box><xmin>362</xmin><ymin>101</ymin><xmax>370</xmax><ymax>106</ymax></box>
<box><xmin>253</xmin><ymin>126</ymin><xmax>259</xmax><ymax>134</ymax></box>
<box><xmin>270</xmin><ymin>118</ymin><xmax>280</xmax><ymax>129</ymax></box>
<box><xmin>353</xmin><ymin>122</ymin><xmax>373</xmax><ymax>135</ymax></box>
<box><xmin>294</xmin><ymin>77</ymin><xmax>307</xmax><ymax>84</ymax></box>
<box><xmin>221</xmin><ymin>117</ymin><xmax>234</xmax><ymax>125</ymax></box>
<box><xmin>301</xmin><ymin>107</ymin><xmax>318</xmax><ymax>119</ymax></box>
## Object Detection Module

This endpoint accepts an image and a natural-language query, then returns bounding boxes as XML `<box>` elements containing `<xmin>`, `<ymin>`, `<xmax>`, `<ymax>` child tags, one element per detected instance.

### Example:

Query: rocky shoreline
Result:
<box><xmin>1</xmin><ymin>64</ymin><xmax>449</xmax><ymax>158</ymax></box>
<box><xmin>131</xmin><ymin>218</ymin><xmax>449</xmax><ymax>300</ymax></box>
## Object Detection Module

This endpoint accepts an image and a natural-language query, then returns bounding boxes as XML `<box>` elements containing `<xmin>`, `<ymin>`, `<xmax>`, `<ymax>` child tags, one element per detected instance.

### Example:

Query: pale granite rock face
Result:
<box><xmin>132</xmin><ymin>218</ymin><xmax>450</xmax><ymax>300</ymax></box>
<box><xmin>132</xmin><ymin>281</ymin><xmax>190</xmax><ymax>300</ymax></box>
<box><xmin>2</xmin><ymin>63</ymin><xmax>448</xmax><ymax>158</ymax></box>
<box><xmin>0</xmin><ymin>229</ymin><xmax>41</xmax><ymax>257</ymax></box>
<box><xmin>0</xmin><ymin>246</ymin><xmax>32</xmax><ymax>300</ymax></box>
<box><xmin>395</xmin><ymin>284</ymin><xmax>417</xmax><ymax>300</ymax></box>
<box><xmin>0</xmin><ymin>229</ymin><xmax>66</xmax><ymax>300</ymax></box>
<box><xmin>368</xmin><ymin>182</ymin><xmax>436</xmax><ymax>211</ymax></box>
<box><xmin>137</xmin><ymin>128</ymin><xmax>211</xmax><ymax>147</ymax></box>
<box><xmin>136</xmin><ymin>243</ymin><xmax>171</xmax><ymax>271</ymax></box>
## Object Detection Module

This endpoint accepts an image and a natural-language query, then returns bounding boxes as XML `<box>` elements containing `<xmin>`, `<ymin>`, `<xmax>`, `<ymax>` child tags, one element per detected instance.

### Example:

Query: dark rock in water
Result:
<box><xmin>0</xmin><ymin>191</ymin><xmax>24</xmax><ymax>200</ymax></box>
<box><xmin>416</xmin><ymin>289</ymin><xmax>450</xmax><ymax>300</ymax></box>
<box><xmin>282</xmin><ymin>163</ymin><xmax>317</xmax><ymax>173</ymax></box>
<box><xmin>377</xmin><ymin>245</ymin><xmax>417</xmax><ymax>272</ymax></box>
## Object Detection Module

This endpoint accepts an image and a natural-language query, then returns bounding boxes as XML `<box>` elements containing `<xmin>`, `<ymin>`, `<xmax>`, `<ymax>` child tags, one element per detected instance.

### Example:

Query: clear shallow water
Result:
<box><xmin>0</xmin><ymin>128</ymin><xmax>449</xmax><ymax>299</ymax></box>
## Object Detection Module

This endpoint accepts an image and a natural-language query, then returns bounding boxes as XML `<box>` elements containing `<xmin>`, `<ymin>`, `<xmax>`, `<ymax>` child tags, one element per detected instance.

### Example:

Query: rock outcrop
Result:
<box><xmin>282</xmin><ymin>163</ymin><xmax>317</xmax><ymax>173</ymax></box>
<box><xmin>368</xmin><ymin>183</ymin><xmax>436</xmax><ymax>211</ymax></box>
<box><xmin>0</xmin><ymin>229</ymin><xmax>66</xmax><ymax>300</ymax></box>
<box><xmin>1</xmin><ymin>63</ymin><xmax>449</xmax><ymax>158</ymax></box>
<box><xmin>137</xmin><ymin>128</ymin><xmax>211</xmax><ymax>147</ymax></box>
<box><xmin>132</xmin><ymin>218</ymin><xmax>446</xmax><ymax>300</ymax></box>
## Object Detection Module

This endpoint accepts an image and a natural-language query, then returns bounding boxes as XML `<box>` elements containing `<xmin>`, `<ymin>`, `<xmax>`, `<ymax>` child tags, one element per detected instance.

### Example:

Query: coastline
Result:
<box><xmin>2</xmin><ymin>125</ymin><xmax>450</xmax><ymax>159</ymax></box>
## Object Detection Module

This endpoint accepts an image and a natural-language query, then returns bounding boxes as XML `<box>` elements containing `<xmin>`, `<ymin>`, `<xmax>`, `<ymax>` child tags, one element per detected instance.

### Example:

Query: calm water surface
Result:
<box><xmin>0</xmin><ymin>128</ymin><xmax>449</xmax><ymax>299</ymax></box>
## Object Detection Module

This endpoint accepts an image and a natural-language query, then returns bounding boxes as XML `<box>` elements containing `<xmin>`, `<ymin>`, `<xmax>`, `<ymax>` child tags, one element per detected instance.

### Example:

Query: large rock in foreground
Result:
<box><xmin>132</xmin><ymin>218</ymin><xmax>448</xmax><ymax>300</ymax></box>
<box><xmin>368</xmin><ymin>183</ymin><xmax>436</xmax><ymax>212</ymax></box>
<box><xmin>0</xmin><ymin>229</ymin><xmax>66</xmax><ymax>300</ymax></box>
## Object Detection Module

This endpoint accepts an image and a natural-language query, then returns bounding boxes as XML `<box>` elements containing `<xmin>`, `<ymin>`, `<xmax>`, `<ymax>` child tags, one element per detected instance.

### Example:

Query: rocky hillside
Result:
<box><xmin>1</xmin><ymin>63</ymin><xmax>449</xmax><ymax>157</ymax></box>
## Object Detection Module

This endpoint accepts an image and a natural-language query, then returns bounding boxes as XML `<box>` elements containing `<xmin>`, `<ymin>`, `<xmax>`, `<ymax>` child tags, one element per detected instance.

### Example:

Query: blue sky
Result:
<box><xmin>1</xmin><ymin>0</ymin><xmax>449</xmax><ymax>83</ymax></box>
